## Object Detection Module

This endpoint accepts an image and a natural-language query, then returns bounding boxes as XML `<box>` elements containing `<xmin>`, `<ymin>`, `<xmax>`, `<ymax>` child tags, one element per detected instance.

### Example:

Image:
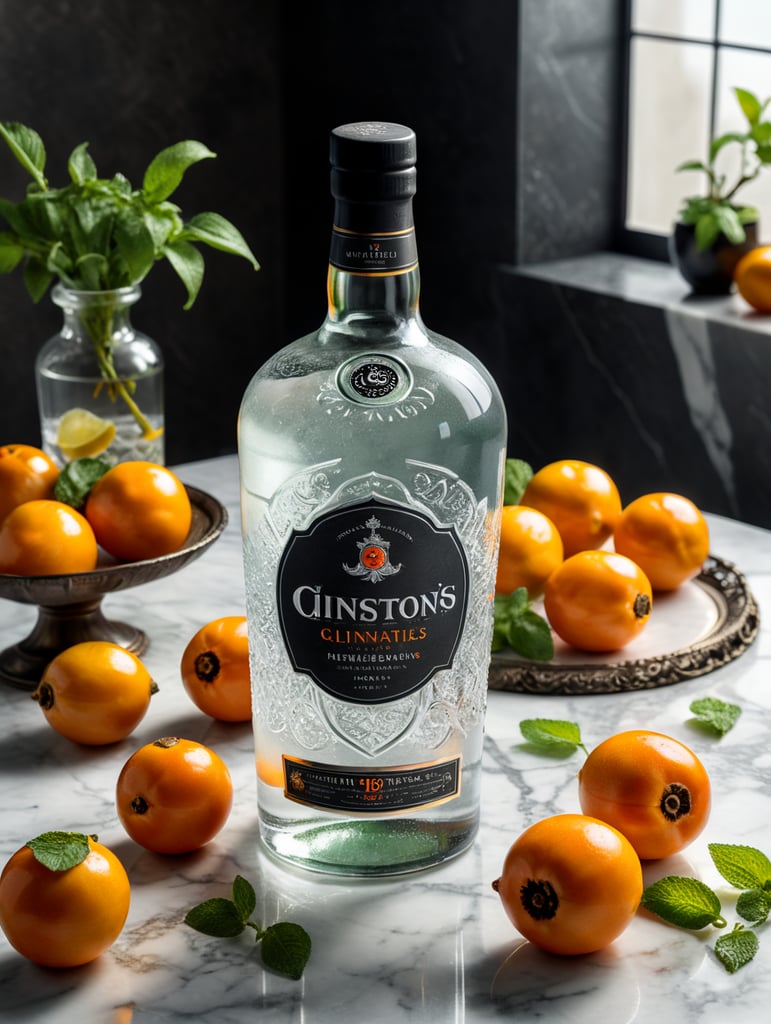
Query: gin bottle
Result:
<box><xmin>238</xmin><ymin>121</ymin><xmax>506</xmax><ymax>876</ymax></box>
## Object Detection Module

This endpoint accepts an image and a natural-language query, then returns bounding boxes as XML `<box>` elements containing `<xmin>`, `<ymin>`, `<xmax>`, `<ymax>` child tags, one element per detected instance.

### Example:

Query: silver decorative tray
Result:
<box><xmin>0</xmin><ymin>485</ymin><xmax>228</xmax><ymax>690</ymax></box>
<box><xmin>488</xmin><ymin>554</ymin><xmax>759</xmax><ymax>695</ymax></box>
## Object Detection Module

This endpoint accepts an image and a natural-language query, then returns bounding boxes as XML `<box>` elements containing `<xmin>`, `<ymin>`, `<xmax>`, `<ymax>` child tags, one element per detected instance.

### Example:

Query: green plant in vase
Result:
<box><xmin>0</xmin><ymin>121</ymin><xmax>259</xmax><ymax>461</ymax></box>
<box><xmin>672</xmin><ymin>87</ymin><xmax>771</xmax><ymax>294</ymax></box>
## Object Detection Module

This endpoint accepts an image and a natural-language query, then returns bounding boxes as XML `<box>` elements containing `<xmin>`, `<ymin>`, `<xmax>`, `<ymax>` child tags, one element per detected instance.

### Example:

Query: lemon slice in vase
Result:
<box><xmin>56</xmin><ymin>408</ymin><xmax>116</xmax><ymax>460</ymax></box>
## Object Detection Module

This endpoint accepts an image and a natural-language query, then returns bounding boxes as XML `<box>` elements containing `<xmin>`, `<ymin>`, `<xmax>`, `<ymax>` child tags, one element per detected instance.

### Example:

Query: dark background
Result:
<box><xmin>0</xmin><ymin>0</ymin><xmax>621</xmax><ymax>464</ymax></box>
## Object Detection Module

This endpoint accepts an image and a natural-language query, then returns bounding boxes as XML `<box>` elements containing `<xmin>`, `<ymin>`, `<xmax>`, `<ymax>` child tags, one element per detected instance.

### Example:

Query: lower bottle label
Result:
<box><xmin>282</xmin><ymin>755</ymin><xmax>461</xmax><ymax>813</ymax></box>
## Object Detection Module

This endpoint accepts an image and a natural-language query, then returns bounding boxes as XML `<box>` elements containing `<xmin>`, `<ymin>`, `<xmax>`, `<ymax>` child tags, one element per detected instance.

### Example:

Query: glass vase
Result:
<box><xmin>35</xmin><ymin>284</ymin><xmax>165</xmax><ymax>466</ymax></box>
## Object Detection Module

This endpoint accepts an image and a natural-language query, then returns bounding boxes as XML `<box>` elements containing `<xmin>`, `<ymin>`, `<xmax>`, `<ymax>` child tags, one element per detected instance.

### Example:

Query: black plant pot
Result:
<box><xmin>669</xmin><ymin>220</ymin><xmax>759</xmax><ymax>295</ymax></box>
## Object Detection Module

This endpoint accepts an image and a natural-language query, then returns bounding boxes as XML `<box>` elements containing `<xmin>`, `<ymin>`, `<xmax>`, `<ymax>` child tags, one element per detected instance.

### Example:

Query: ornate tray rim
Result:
<box><xmin>488</xmin><ymin>554</ymin><xmax>760</xmax><ymax>695</ymax></box>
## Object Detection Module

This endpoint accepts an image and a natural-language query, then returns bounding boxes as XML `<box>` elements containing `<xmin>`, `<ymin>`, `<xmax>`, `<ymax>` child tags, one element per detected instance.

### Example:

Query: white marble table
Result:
<box><xmin>1</xmin><ymin>454</ymin><xmax>770</xmax><ymax>1023</ymax></box>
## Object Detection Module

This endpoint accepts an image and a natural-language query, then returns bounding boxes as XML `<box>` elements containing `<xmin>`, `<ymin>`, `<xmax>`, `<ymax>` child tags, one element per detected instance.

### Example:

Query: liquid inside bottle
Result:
<box><xmin>238</xmin><ymin>122</ymin><xmax>506</xmax><ymax>876</ymax></box>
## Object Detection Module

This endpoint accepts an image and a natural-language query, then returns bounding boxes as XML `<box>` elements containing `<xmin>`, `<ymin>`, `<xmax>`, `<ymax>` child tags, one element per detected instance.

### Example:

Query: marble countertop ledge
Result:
<box><xmin>509</xmin><ymin>251</ymin><xmax>771</xmax><ymax>332</ymax></box>
<box><xmin>1</xmin><ymin>454</ymin><xmax>770</xmax><ymax>1023</ymax></box>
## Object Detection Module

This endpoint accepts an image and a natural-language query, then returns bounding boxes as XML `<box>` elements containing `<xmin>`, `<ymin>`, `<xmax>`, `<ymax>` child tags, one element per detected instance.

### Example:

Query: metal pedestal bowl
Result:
<box><xmin>0</xmin><ymin>485</ymin><xmax>228</xmax><ymax>690</ymax></box>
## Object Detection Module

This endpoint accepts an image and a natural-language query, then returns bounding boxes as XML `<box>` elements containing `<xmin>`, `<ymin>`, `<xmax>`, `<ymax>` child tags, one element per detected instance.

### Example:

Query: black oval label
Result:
<box><xmin>276</xmin><ymin>498</ymin><xmax>469</xmax><ymax>704</ymax></box>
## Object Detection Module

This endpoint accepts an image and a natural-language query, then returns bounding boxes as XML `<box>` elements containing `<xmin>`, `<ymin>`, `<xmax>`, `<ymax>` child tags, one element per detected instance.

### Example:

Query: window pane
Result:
<box><xmin>632</xmin><ymin>0</ymin><xmax>715</xmax><ymax>40</ymax></box>
<box><xmin>714</xmin><ymin>48</ymin><xmax>771</xmax><ymax>217</ymax></box>
<box><xmin>719</xmin><ymin>0</ymin><xmax>771</xmax><ymax>49</ymax></box>
<box><xmin>627</xmin><ymin>38</ymin><xmax>713</xmax><ymax>233</ymax></box>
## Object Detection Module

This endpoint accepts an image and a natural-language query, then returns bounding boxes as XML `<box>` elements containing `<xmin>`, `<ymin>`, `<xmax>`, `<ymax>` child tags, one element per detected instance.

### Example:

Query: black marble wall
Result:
<box><xmin>497</xmin><ymin>254</ymin><xmax>771</xmax><ymax>531</ymax></box>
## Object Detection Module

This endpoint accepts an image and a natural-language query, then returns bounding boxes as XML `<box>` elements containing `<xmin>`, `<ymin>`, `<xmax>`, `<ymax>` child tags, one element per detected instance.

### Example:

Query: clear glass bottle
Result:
<box><xmin>35</xmin><ymin>284</ymin><xmax>164</xmax><ymax>466</ymax></box>
<box><xmin>238</xmin><ymin>122</ymin><xmax>507</xmax><ymax>876</ymax></box>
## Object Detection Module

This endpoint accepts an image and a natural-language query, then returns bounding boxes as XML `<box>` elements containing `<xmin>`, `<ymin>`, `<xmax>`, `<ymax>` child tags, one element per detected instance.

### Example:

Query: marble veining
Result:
<box><xmin>1</xmin><ymin>455</ymin><xmax>771</xmax><ymax>1022</ymax></box>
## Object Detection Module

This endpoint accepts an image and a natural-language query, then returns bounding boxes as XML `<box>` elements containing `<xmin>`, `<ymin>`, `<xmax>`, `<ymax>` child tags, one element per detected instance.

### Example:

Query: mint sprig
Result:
<box><xmin>640</xmin><ymin>842</ymin><xmax>771</xmax><ymax>973</ymax></box>
<box><xmin>689</xmin><ymin>697</ymin><xmax>742</xmax><ymax>736</ymax></box>
<box><xmin>184</xmin><ymin>875</ymin><xmax>311</xmax><ymax>980</ymax></box>
<box><xmin>493</xmin><ymin>589</ymin><xmax>554</xmax><ymax>661</ymax></box>
<box><xmin>519</xmin><ymin>718</ymin><xmax>588</xmax><ymax>756</ymax></box>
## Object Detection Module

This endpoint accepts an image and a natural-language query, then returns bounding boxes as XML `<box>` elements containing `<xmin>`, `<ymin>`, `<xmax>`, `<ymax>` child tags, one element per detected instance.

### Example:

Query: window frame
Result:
<box><xmin>617</xmin><ymin>0</ymin><xmax>771</xmax><ymax>262</ymax></box>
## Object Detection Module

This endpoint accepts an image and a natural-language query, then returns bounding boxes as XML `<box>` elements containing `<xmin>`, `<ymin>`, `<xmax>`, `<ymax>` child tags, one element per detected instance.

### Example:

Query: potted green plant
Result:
<box><xmin>671</xmin><ymin>86</ymin><xmax>771</xmax><ymax>295</ymax></box>
<box><xmin>0</xmin><ymin>122</ymin><xmax>259</xmax><ymax>464</ymax></box>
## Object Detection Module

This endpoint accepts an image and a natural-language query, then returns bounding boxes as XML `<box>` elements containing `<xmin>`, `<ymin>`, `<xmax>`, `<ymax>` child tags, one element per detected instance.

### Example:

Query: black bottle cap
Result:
<box><xmin>330</xmin><ymin>122</ymin><xmax>417</xmax><ymax>203</ymax></box>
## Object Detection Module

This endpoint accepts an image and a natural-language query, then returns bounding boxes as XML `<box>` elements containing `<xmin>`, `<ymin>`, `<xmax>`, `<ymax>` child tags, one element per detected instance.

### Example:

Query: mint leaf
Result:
<box><xmin>260</xmin><ymin>922</ymin><xmax>312</xmax><ymax>981</ymax></box>
<box><xmin>142</xmin><ymin>140</ymin><xmax>216</xmax><ymax>205</ymax></box>
<box><xmin>54</xmin><ymin>456</ymin><xmax>111</xmax><ymax>509</ymax></box>
<box><xmin>708</xmin><ymin>843</ymin><xmax>771</xmax><ymax>891</ymax></box>
<box><xmin>507</xmin><ymin>608</ymin><xmax>554</xmax><ymax>661</ymax></box>
<box><xmin>231</xmin><ymin>874</ymin><xmax>256</xmax><ymax>921</ymax></box>
<box><xmin>493</xmin><ymin>589</ymin><xmax>554</xmax><ymax>661</ymax></box>
<box><xmin>27</xmin><ymin>831</ymin><xmax>92</xmax><ymax>871</ymax></box>
<box><xmin>640</xmin><ymin>876</ymin><xmax>726</xmax><ymax>930</ymax></box>
<box><xmin>184</xmin><ymin>897</ymin><xmax>246</xmax><ymax>938</ymax></box>
<box><xmin>714</xmin><ymin>923</ymin><xmax>759</xmax><ymax>973</ymax></box>
<box><xmin>503</xmin><ymin>458</ymin><xmax>533</xmax><ymax>506</ymax></box>
<box><xmin>689</xmin><ymin>697</ymin><xmax>742</xmax><ymax>736</ymax></box>
<box><xmin>736</xmin><ymin>889</ymin><xmax>771</xmax><ymax>925</ymax></box>
<box><xmin>520</xmin><ymin>718</ymin><xmax>587</xmax><ymax>755</ymax></box>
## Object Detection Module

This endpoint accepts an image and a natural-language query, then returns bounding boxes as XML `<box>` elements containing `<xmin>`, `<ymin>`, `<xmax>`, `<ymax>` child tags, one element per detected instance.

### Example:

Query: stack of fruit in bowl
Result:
<box><xmin>0</xmin><ymin>442</ymin><xmax>193</xmax><ymax>575</ymax></box>
<box><xmin>493</xmin><ymin>457</ymin><xmax>711</xmax><ymax>658</ymax></box>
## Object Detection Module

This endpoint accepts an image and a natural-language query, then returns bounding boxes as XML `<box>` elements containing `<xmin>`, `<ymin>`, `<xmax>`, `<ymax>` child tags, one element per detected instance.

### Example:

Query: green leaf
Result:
<box><xmin>507</xmin><ymin>609</ymin><xmax>555</xmax><ymax>661</ymax></box>
<box><xmin>114</xmin><ymin>207</ymin><xmax>156</xmax><ymax>283</ymax></box>
<box><xmin>163</xmin><ymin>239</ymin><xmax>205</xmax><ymax>309</ymax></box>
<box><xmin>676</xmin><ymin>159</ymin><xmax>709</xmax><ymax>173</ymax></box>
<box><xmin>23</xmin><ymin>256</ymin><xmax>54</xmax><ymax>302</ymax></box>
<box><xmin>0</xmin><ymin>231</ymin><xmax>24</xmax><ymax>273</ymax></box>
<box><xmin>67</xmin><ymin>142</ymin><xmax>97</xmax><ymax>185</ymax></box>
<box><xmin>714</xmin><ymin>923</ymin><xmax>759</xmax><ymax>973</ymax></box>
<box><xmin>231</xmin><ymin>875</ymin><xmax>256</xmax><ymax>921</ymax></box>
<box><xmin>184</xmin><ymin>897</ymin><xmax>246</xmax><ymax>938</ymax></box>
<box><xmin>694</xmin><ymin>211</ymin><xmax>722</xmax><ymax>251</ymax></box>
<box><xmin>142</xmin><ymin>204</ymin><xmax>181</xmax><ymax>252</ymax></box>
<box><xmin>54</xmin><ymin>456</ymin><xmax>111</xmax><ymax>509</ymax></box>
<box><xmin>492</xmin><ymin>589</ymin><xmax>555</xmax><ymax>661</ymax></box>
<box><xmin>689</xmin><ymin>696</ymin><xmax>742</xmax><ymax>736</ymax></box>
<box><xmin>640</xmin><ymin>876</ymin><xmax>725</xmax><ymax>930</ymax></box>
<box><xmin>709</xmin><ymin>132</ymin><xmax>747</xmax><ymax>162</ymax></box>
<box><xmin>519</xmin><ymin>718</ymin><xmax>586</xmax><ymax>755</ymax></box>
<box><xmin>735</xmin><ymin>87</ymin><xmax>762</xmax><ymax>127</ymax></box>
<box><xmin>0</xmin><ymin>121</ymin><xmax>47</xmax><ymax>190</ymax></box>
<box><xmin>503</xmin><ymin>458</ymin><xmax>533</xmax><ymax>506</ymax></box>
<box><xmin>142</xmin><ymin>140</ymin><xmax>216</xmax><ymax>205</ymax></box>
<box><xmin>180</xmin><ymin>212</ymin><xmax>259</xmax><ymax>270</ymax></box>
<box><xmin>736</xmin><ymin>889</ymin><xmax>771</xmax><ymax>925</ymax></box>
<box><xmin>713</xmin><ymin>204</ymin><xmax>746</xmax><ymax>244</ymax></box>
<box><xmin>708</xmin><ymin>843</ymin><xmax>771</xmax><ymax>891</ymax></box>
<box><xmin>27</xmin><ymin>831</ymin><xmax>91</xmax><ymax>871</ymax></box>
<box><xmin>260</xmin><ymin>922</ymin><xmax>312</xmax><ymax>980</ymax></box>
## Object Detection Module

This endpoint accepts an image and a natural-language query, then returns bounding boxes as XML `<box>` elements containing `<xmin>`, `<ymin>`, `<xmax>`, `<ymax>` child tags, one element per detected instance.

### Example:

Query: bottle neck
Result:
<box><xmin>324</xmin><ymin>197</ymin><xmax>422</xmax><ymax>336</ymax></box>
<box><xmin>53</xmin><ymin>284</ymin><xmax>139</xmax><ymax>344</ymax></box>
